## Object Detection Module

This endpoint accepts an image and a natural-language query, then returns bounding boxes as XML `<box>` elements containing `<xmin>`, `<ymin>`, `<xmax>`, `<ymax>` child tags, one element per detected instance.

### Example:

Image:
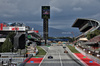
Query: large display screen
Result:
<box><xmin>42</xmin><ymin>6</ymin><xmax>50</xmax><ymax>19</ymax></box>
<box><xmin>43</xmin><ymin>9</ymin><xmax>50</xmax><ymax>15</ymax></box>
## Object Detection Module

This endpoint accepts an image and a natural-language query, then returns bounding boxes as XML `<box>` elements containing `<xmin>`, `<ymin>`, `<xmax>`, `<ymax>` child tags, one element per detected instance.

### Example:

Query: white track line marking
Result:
<box><xmin>58</xmin><ymin>51</ymin><xmax>63</xmax><ymax>66</ymax></box>
<box><xmin>41</xmin><ymin>46</ymin><xmax>48</xmax><ymax>53</ymax></box>
<box><xmin>39</xmin><ymin>46</ymin><xmax>48</xmax><ymax>66</ymax></box>
<box><xmin>72</xmin><ymin>53</ymin><xmax>88</xmax><ymax>66</ymax></box>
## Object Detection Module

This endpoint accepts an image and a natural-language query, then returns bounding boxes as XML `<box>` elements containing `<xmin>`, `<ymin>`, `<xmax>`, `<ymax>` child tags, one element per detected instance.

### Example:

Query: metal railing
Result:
<box><xmin>0</xmin><ymin>58</ymin><xmax>26</xmax><ymax>63</ymax></box>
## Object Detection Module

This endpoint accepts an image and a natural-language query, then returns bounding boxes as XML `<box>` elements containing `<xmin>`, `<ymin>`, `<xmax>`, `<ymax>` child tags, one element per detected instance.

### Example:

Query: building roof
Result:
<box><xmin>72</xmin><ymin>18</ymin><xmax>100</xmax><ymax>27</ymax></box>
<box><xmin>72</xmin><ymin>18</ymin><xmax>100</xmax><ymax>39</ymax></box>
<box><xmin>72</xmin><ymin>18</ymin><xmax>89</xmax><ymax>27</ymax></box>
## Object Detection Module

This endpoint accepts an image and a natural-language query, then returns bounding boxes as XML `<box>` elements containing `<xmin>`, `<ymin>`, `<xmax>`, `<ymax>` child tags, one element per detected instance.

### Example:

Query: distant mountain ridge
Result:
<box><xmin>26</xmin><ymin>23</ymin><xmax>80</xmax><ymax>37</ymax></box>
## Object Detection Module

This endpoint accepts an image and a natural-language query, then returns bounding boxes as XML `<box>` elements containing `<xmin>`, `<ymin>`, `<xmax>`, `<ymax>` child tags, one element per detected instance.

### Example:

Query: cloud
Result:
<box><xmin>91</xmin><ymin>13</ymin><xmax>100</xmax><ymax>19</ymax></box>
<box><xmin>49</xmin><ymin>20</ymin><xmax>74</xmax><ymax>30</ymax></box>
<box><xmin>73</xmin><ymin>7</ymin><xmax>82</xmax><ymax>11</ymax></box>
<box><xmin>0</xmin><ymin>0</ymin><xmax>100</xmax><ymax>33</ymax></box>
<box><xmin>51</xmin><ymin>7</ymin><xmax>62</xmax><ymax>12</ymax></box>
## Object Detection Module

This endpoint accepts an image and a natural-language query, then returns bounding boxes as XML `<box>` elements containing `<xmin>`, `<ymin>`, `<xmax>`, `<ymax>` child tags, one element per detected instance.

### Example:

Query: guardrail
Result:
<box><xmin>0</xmin><ymin>58</ymin><xmax>26</xmax><ymax>63</ymax></box>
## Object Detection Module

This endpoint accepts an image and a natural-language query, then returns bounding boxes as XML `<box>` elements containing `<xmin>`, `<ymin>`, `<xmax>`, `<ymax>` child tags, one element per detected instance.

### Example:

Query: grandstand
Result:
<box><xmin>72</xmin><ymin>18</ymin><xmax>100</xmax><ymax>39</ymax></box>
<box><xmin>0</xmin><ymin>22</ymin><xmax>41</xmax><ymax>45</ymax></box>
<box><xmin>72</xmin><ymin>18</ymin><xmax>100</xmax><ymax>49</ymax></box>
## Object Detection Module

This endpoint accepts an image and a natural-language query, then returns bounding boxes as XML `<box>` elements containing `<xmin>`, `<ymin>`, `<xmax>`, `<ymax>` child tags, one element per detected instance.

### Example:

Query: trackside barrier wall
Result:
<box><xmin>75</xmin><ymin>46</ymin><xmax>100</xmax><ymax>64</ymax></box>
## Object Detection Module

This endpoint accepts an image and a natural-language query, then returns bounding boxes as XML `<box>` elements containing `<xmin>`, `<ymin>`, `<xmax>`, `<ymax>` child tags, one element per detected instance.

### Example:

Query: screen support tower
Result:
<box><xmin>43</xmin><ymin>19</ymin><xmax>48</xmax><ymax>45</ymax></box>
<box><xmin>42</xmin><ymin>6</ymin><xmax>50</xmax><ymax>46</ymax></box>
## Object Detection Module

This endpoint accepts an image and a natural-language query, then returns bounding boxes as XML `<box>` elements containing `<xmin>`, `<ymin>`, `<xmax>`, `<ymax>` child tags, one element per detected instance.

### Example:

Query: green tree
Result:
<box><xmin>7</xmin><ymin>32</ymin><xmax>16</xmax><ymax>42</ymax></box>
<box><xmin>2</xmin><ymin>37</ymin><xmax>12</xmax><ymax>52</ymax></box>
<box><xmin>87</xmin><ymin>32</ymin><xmax>93</xmax><ymax>40</ymax></box>
<box><xmin>92</xmin><ymin>30</ymin><xmax>100</xmax><ymax>36</ymax></box>
<box><xmin>0</xmin><ymin>42</ymin><xmax>2</xmax><ymax>52</ymax></box>
<box><xmin>1</xmin><ymin>32</ymin><xmax>15</xmax><ymax>52</ymax></box>
<box><xmin>87</xmin><ymin>30</ymin><xmax>100</xmax><ymax>40</ymax></box>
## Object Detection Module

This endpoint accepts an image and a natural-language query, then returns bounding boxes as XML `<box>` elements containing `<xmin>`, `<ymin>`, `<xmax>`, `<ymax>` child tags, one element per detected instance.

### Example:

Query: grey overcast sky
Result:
<box><xmin>0</xmin><ymin>0</ymin><xmax>100</xmax><ymax>30</ymax></box>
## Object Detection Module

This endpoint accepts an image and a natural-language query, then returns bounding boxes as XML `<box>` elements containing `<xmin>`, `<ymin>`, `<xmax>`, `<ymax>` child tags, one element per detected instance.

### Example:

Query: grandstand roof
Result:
<box><xmin>72</xmin><ymin>18</ymin><xmax>89</xmax><ymax>27</ymax></box>
<box><xmin>72</xmin><ymin>18</ymin><xmax>100</xmax><ymax>33</ymax></box>
<box><xmin>72</xmin><ymin>18</ymin><xmax>100</xmax><ymax>27</ymax></box>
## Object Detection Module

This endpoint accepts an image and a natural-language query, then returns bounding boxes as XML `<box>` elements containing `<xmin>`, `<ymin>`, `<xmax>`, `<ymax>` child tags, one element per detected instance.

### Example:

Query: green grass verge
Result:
<box><xmin>36</xmin><ymin>46</ymin><xmax>46</xmax><ymax>56</ymax></box>
<box><xmin>67</xmin><ymin>45</ymin><xmax>80</xmax><ymax>53</ymax></box>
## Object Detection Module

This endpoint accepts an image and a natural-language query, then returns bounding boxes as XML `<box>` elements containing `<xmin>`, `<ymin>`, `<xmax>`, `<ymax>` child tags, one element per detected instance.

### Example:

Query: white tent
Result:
<box><xmin>0</xmin><ymin>38</ymin><xmax>6</xmax><ymax>42</ymax></box>
<box><xmin>78</xmin><ymin>38</ymin><xmax>88</xmax><ymax>41</ymax></box>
